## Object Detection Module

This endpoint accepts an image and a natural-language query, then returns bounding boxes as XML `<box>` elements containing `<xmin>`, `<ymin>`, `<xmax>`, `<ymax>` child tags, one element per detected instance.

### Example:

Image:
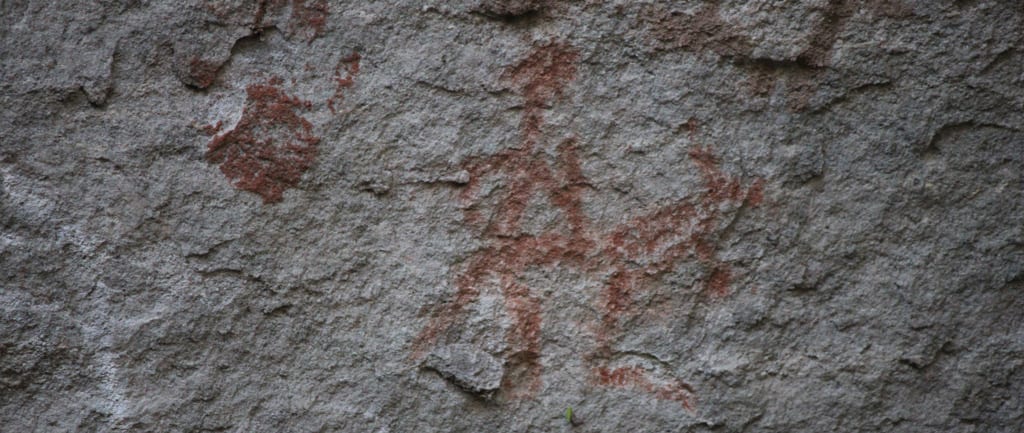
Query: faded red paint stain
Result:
<box><xmin>258</xmin><ymin>0</ymin><xmax>328</xmax><ymax>41</ymax></box>
<box><xmin>684</xmin><ymin>116</ymin><xmax>700</xmax><ymax>139</ymax></box>
<box><xmin>328</xmin><ymin>52</ymin><xmax>361</xmax><ymax>114</ymax></box>
<box><xmin>594</xmin><ymin>366</ymin><xmax>695</xmax><ymax>411</ymax></box>
<box><xmin>641</xmin><ymin>1</ymin><xmax>911</xmax><ymax>111</ymax></box>
<box><xmin>201</xmin><ymin>120</ymin><xmax>223</xmax><ymax>136</ymax></box>
<box><xmin>206</xmin><ymin>77</ymin><xmax>319</xmax><ymax>203</ymax></box>
<box><xmin>206</xmin><ymin>0</ymin><xmax>328</xmax><ymax>42</ymax></box>
<box><xmin>643</xmin><ymin>1</ymin><xmax>910</xmax><ymax>64</ymax></box>
<box><xmin>502</xmin><ymin>281</ymin><xmax>544</xmax><ymax>397</ymax></box>
<box><xmin>286</xmin><ymin>0</ymin><xmax>328</xmax><ymax>42</ymax></box>
<box><xmin>595</xmin><ymin>144</ymin><xmax>761</xmax><ymax>342</ymax></box>
<box><xmin>746</xmin><ymin>178</ymin><xmax>765</xmax><ymax>207</ymax></box>
<box><xmin>643</xmin><ymin>2</ymin><xmax>752</xmax><ymax>57</ymax></box>
<box><xmin>188</xmin><ymin>57</ymin><xmax>223</xmax><ymax>89</ymax></box>
<box><xmin>798</xmin><ymin>0</ymin><xmax>911</xmax><ymax>68</ymax></box>
<box><xmin>412</xmin><ymin>41</ymin><xmax>764</xmax><ymax>407</ymax></box>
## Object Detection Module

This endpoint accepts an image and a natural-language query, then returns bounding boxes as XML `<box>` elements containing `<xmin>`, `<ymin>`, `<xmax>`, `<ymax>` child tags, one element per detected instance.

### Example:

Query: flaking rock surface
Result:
<box><xmin>1</xmin><ymin>1</ymin><xmax>1022</xmax><ymax>432</ymax></box>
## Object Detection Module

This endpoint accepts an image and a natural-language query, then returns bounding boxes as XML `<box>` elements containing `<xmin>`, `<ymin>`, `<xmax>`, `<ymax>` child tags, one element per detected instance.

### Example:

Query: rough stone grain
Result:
<box><xmin>424</xmin><ymin>344</ymin><xmax>505</xmax><ymax>399</ymax></box>
<box><xmin>1</xmin><ymin>0</ymin><xmax>1023</xmax><ymax>432</ymax></box>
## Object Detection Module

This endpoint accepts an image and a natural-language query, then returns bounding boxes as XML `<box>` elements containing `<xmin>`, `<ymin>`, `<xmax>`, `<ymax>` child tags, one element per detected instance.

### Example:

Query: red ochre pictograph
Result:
<box><xmin>411</xmin><ymin>41</ymin><xmax>764</xmax><ymax>409</ymax></box>
<box><xmin>206</xmin><ymin>77</ymin><xmax>319</xmax><ymax>204</ymax></box>
<box><xmin>205</xmin><ymin>51</ymin><xmax>360</xmax><ymax>203</ymax></box>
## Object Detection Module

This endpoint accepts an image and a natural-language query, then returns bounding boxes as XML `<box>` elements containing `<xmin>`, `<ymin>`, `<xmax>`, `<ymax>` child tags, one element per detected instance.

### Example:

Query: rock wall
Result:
<box><xmin>2</xmin><ymin>1</ymin><xmax>1022</xmax><ymax>432</ymax></box>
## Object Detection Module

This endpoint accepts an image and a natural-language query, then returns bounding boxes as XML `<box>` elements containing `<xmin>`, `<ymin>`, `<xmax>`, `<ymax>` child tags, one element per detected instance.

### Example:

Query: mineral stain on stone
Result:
<box><xmin>206</xmin><ymin>76</ymin><xmax>319</xmax><ymax>203</ymax></box>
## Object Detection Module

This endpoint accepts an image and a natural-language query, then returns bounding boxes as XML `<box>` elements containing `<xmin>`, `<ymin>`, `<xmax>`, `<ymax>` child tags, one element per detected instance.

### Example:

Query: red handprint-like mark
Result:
<box><xmin>206</xmin><ymin>76</ymin><xmax>319</xmax><ymax>204</ymax></box>
<box><xmin>205</xmin><ymin>52</ymin><xmax>360</xmax><ymax>203</ymax></box>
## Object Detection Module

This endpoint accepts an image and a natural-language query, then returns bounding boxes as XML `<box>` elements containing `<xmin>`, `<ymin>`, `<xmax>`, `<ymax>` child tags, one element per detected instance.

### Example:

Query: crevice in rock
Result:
<box><xmin>472</xmin><ymin>0</ymin><xmax>550</xmax><ymax>22</ymax></box>
<box><xmin>922</xmin><ymin>120</ymin><xmax>1021</xmax><ymax>157</ymax></box>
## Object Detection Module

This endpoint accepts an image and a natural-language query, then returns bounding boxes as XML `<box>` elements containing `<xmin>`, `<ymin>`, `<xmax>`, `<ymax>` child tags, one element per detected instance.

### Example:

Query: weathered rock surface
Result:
<box><xmin>1</xmin><ymin>1</ymin><xmax>1022</xmax><ymax>432</ymax></box>
<box><xmin>423</xmin><ymin>344</ymin><xmax>505</xmax><ymax>399</ymax></box>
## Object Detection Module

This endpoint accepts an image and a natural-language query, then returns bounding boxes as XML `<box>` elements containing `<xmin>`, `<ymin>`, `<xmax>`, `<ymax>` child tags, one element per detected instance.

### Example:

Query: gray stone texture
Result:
<box><xmin>1</xmin><ymin>0</ymin><xmax>1022</xmax><ymax>432</ymax></box>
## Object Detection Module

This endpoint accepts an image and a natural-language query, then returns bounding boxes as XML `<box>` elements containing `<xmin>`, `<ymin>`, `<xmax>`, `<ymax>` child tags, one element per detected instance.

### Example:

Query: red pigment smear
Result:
<box><xmin>641</xmin><ymin>2</ymin><xmax>753</xmax><ymax>57</ymax></box>
<box><xmin>206</xmin><ymin>77</ymin><xmax>318</xmax><ymax>203</ymax></box>
<box><xmin>505</xmin><ymin>41</ymin><xmax>578</xmax><ymax>107</ymax></box>
<box><xmin>745</xmin><ymin>178</ymin><xmax>765</xmax><ymax>207</ymax></box>
<box><xmin>593</xmin><ymin>366</ymin><xmax>695</xmax><ymax>411</ymax></box>
<box><xmin>503</xmin><ymin>41</ymin><xmax>579</xmax><ymax>147</ymax></box>
<box><xmin>502</xmin><ymin>351</ymin><xmax>543</xmax><ymax>399</ymax></box>
<box><xmin>501</xmin><ymin>280</ymin><xmax>544</xmax><ymax>397</ymax></box>
<box><xmin>642</xmin><ymin>1</ymin><xmax>908</xmax><ymax>66</ymax></box>
<box><xmin>640</xmin><ymin>1</ymin><xmax>909</xmax><ymax>111</ymax></box>
<box><xmin>798</xmin><ymin>0</ymin><xmax>912</xmax><ymax>67</ymax></box>
<box><xmin>413</xmin><ymin>42</ymin><xmax>764</xmax><ymax>403</ymax></box>
<box><xmin>328</xmin><ymin>52</ymin><xmax>361</xmax><ymax>114</ymax></box>
<box><xmin>188</xmin><ymin>57</ymin><xmax>222</xmax><ymax>89</ymax></box>
<box><xmin>201</xmin><ymin>120</ymin><xmax>223</xmax><ymax>136</ymax></box>
<box><xmin>207</xmin><ymin>0</ymin><xmax>328</xmax><ymax>41</ymax></box>
<box><xmin>684</xmin><ymin>117</ymin><xmax>699</xmax><ymax>139</ymax></box>
<box><xmin>287</xmin><ymin>0</ymin><xmax>329</xmax><ymax>42</ymax></box>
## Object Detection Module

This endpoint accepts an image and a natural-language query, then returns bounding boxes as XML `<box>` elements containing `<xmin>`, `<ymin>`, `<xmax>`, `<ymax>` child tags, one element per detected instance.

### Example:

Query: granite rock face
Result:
<box><xmin>2</xmin><ymin>1</ymin><xmax>1023</xmax><ymax>432</ymax></box>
